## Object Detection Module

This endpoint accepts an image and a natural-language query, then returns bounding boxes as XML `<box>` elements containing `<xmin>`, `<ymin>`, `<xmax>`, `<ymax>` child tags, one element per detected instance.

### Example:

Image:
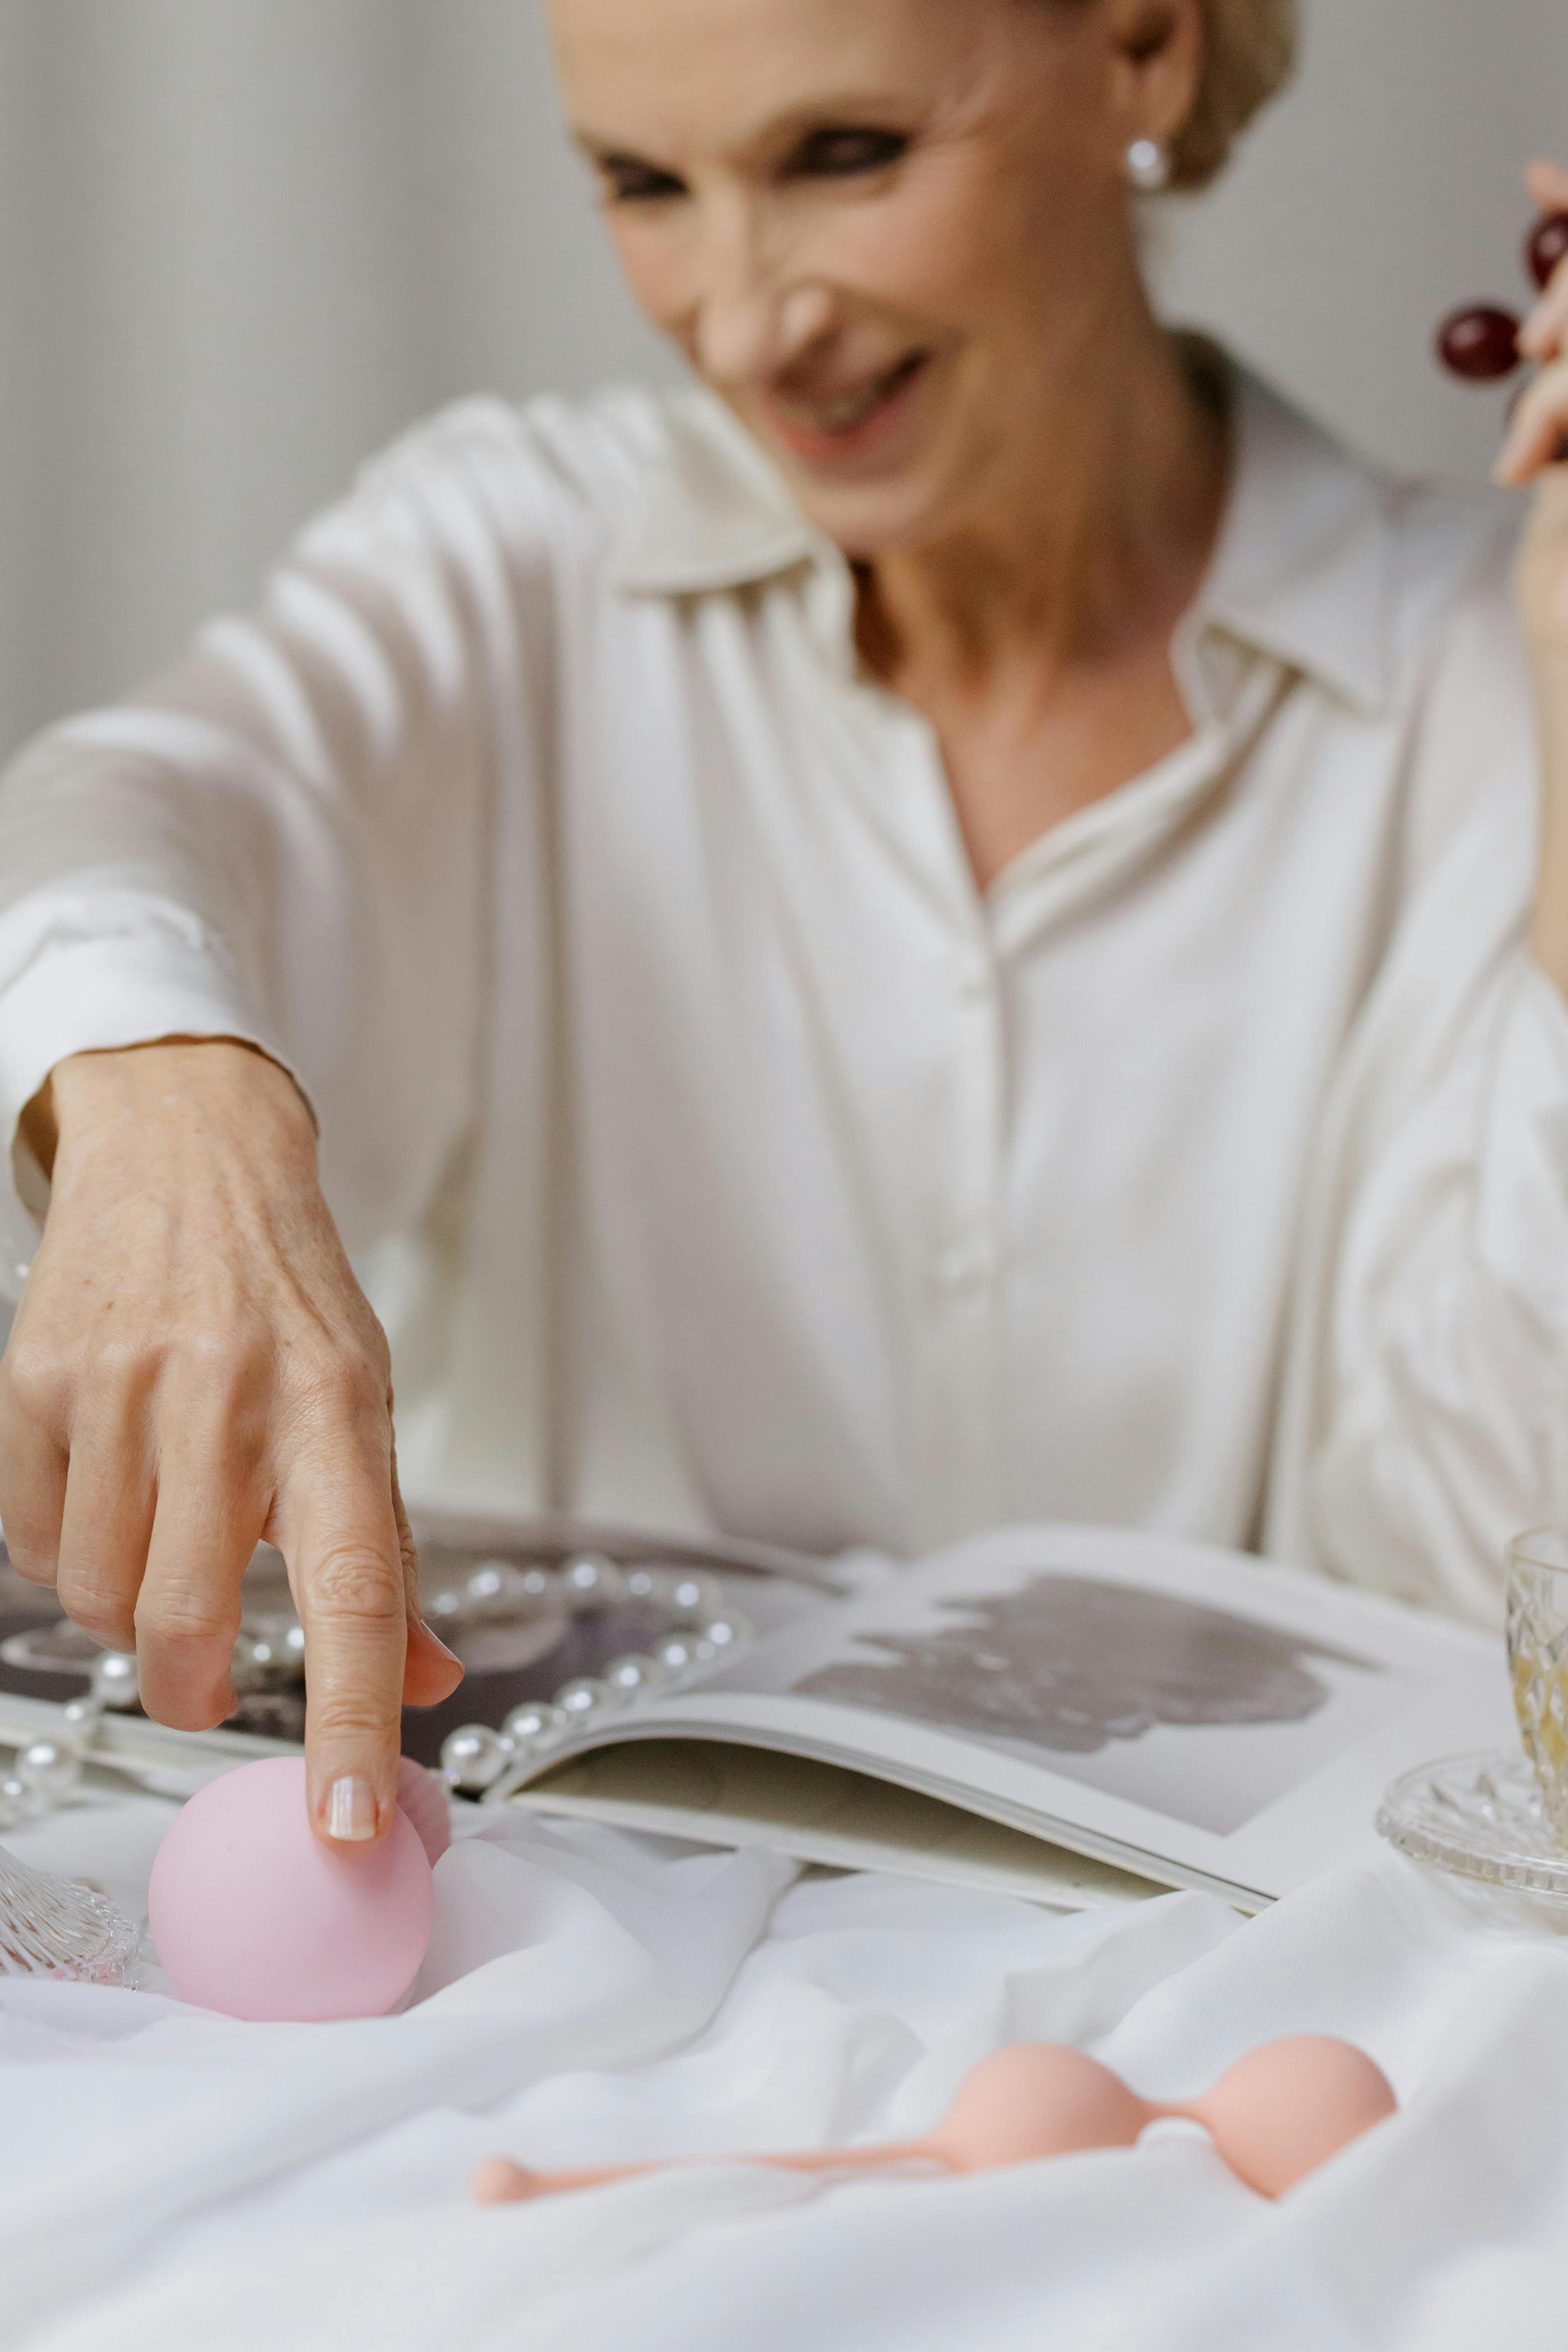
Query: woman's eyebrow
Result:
<box><xmin>572</xmin><ymin>89</ymin><xmax>921</xmax><ymax>169</ymax></box>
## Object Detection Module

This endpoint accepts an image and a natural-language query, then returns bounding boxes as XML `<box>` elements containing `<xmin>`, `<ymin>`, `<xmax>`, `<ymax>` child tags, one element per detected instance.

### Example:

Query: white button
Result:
<box><xmin>932</xmin><ymin>1240</ymin><xmax>995</xmax><ymax>1296</ymax></box>
<box><xmin>956</xmin><ymin>954</ymin><xmax>992</xmax><ymax>1004</ymax></box>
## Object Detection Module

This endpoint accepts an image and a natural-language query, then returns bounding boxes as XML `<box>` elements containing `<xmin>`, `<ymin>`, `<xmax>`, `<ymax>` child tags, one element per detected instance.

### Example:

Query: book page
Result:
<box><xmin>503</xmin><ymin>1524</ymin><xmax>1514</xmax><ymax>1902</ymax></box>
<box><xmin>516</xmin><ymin>1739</ymin><xmax>1164</xmax><ymax>1908</ymax></box>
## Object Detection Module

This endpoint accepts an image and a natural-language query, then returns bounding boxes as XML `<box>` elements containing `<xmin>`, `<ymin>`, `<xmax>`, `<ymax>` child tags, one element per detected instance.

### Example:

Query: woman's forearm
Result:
<box><xmin>1529</xmin><ymin>643</ymin><xmax>1568</xmax><ymax>996</ymax></box>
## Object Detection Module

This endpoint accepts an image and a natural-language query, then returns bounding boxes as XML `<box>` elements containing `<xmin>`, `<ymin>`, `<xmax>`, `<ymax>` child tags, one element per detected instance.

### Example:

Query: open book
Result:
<box><xmin>490</xmin><ymin>1524</ymin><xmax>1515</xmax><ymax>1913</ymax></box>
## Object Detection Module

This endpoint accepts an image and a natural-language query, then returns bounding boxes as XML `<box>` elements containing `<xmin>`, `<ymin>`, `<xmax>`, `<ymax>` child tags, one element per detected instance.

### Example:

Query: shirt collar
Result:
<box><xmin>1188</xmin><ymin>364</ymin><xmax>1394</xmax><ymax>718</ymax></box>
<box><xmin>613</xmin><ymin>357</ymin><xmax>1396</xmax><ymax>718</ymax></box>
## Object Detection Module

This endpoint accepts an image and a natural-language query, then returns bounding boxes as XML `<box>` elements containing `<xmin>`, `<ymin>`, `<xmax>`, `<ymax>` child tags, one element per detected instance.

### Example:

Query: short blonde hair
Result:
<box><xmin>1171</xmin><ymin>0</ymin><xmax>1298</xmax><ymax>189</ymax></box>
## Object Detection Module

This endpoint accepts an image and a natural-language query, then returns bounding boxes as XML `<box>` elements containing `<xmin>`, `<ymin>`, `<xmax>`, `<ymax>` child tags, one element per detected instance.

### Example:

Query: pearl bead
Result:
<box><xmin>90</xmin><ymin>1651</ymin><xmax>140</xmax><ymax>1710</ymax></box>
<box><xmin>466</xmin><ymin>1562</ymin><xmax>532</xmax><ymax>1616</ymax></box>
<box><xmin>702</xmin><ymin>1614</ymin><xmax>751</xmax><ymax>1653</ymax></box>
<box><xmin>603</xmin><ymin>1653</ymin><xmax>666</xmax><ymax>1699</ymax></box>
<box><xmin>501</xmin><ymin>1702</ymin><xmax>570</xmax><ymax>1753</ymax></box>
<box><xmin>231</xmin><ymin>1632</ymin><xmax>283</xmax><ymax>1690</ymax></box>
<box><xmin>1436</xmin><ymin>305</ymin><xmax>1521</xmax><ymax>381</ymax></box>
<box><xmin>556</xmin><ymin>1676</ymin><xmax>613</xmax><ymax>1721</ymax></box>
<box><xmin>440</xmin><ymin>1724</ymin><xmax>509</xmax><ymax>1793</ymax></box>
<box><xmin>426</xmin><ymin>1588</ymin><xmax>464</xmax><ymax>1624</ymax></box>
<box><xmin>668</xmin><ymin>1573</ymin><xmax>721</xmax><ymax>1621</ymax></box>
<box><xmin>18</xmin><ymin>1740</ymin><xmax>82</xmax><ymax>1800</ymax></box>
<box><xmin>653</xmin><ymin>1633</ymin><xmax>701</xmax><ymax>1679</ymax></box>
<box><xmin>61</xmin><ymin>1698</ymin><xmax>102</xmax><ymax>1736</ymax></box>
<box><xmin>561</xmin><ymin>1555</ymin><xmax>626</xmax><ymax>1609</ymax></box>
<box><xmin>623</xmin><ymin>1567</ymin><xmax>662</xmax><ymax>1604</ymax></box>
<box><xmin>284</xmin><ymin>1624</ymin><xmax>306</xmax><ymax>1661</ymax></box>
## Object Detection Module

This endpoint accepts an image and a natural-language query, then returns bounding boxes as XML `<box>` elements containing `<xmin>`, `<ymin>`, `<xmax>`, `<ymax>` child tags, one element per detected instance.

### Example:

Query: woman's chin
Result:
<box><xmin>789</xmin><ymin>476</ymin><xmax>955</xmax><ymax>562</ymax></box>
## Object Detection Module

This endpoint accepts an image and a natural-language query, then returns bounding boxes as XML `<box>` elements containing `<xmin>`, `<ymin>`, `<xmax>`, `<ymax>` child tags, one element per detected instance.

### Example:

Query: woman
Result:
<box><xmin>0</xmin><ymin>0</ymin><xmax>1563</xmax><ymax>1851</ymax></box>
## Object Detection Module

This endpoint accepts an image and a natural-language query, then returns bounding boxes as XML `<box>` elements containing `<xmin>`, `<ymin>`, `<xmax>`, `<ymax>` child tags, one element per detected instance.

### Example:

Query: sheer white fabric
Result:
<box><xmin>0</xmin><ymin>361</ymin><xmax>1559</xmax><ymax>1620</ymax></box>
<box><xmin>2</xmin><ymin>1801</ymin><xmax>1567</xmax><ymax>2352</ymax></box>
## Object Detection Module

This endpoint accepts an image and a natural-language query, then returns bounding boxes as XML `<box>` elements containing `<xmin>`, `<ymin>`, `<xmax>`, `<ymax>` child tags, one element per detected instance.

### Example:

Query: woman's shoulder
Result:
<box><xmin>1222</xmin><ymin>361</ymin><xmax>1522</xmax><ymax>705</ymax></box>
<box><xmin>1381</xmin><ymin>467</ymin><xmax>1522</xmax><ymax>669</ymax></box>
<box><xmin>323</xmin><ymin>383</ymin><xmax>774</xmax><ymax>577</ymax></box>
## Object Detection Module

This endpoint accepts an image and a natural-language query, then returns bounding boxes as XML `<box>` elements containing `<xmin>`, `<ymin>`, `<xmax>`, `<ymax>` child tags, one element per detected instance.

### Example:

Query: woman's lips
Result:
<box><xmin>755</xmin><ymin>352</ymin><xmax>931</xmax><ymax>468</ymax></box>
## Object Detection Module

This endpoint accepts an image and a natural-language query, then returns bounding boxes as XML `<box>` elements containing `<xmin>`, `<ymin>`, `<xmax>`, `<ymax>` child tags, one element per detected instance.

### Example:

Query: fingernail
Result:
<box><xmin>414</xmin><ymin>1618</ymin><xmax>463</xmax><ymax>1668</ymax></box>
<box><xmin>325</xmin><ymin>1775</ymin><xmax>378</xmax><ymax>1842</ymax></box>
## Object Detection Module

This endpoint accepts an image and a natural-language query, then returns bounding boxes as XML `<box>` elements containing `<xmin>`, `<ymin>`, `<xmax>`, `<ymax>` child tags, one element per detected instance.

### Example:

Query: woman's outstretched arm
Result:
<box><xmin>0</xmin><ymin>402</ymin><xmax>557</xmax><ymax>1837</ymax></box>
<box><xmin>1499</xmin><ymin>159</ymin><xmax>1568</xmax><ymax>993</ymax></box>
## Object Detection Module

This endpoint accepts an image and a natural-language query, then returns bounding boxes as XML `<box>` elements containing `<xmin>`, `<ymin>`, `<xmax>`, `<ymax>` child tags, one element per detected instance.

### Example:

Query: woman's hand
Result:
<box><xmin>0</xmin><ymin>1040</ymin><xmax>463</xmax><ymax>1842</ymax></box>
<box><xmin>1499</xmin><ymin>163</ymin><xmax>1568</xmax><ymax>994</ymax></box>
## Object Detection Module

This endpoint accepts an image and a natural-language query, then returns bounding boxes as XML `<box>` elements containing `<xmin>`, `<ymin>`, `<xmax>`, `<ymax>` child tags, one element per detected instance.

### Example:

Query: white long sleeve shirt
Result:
<box><xmin>0</xmin><ymin>359</ymin><xmax>1560</xmax><ymax>1621</ymax></box>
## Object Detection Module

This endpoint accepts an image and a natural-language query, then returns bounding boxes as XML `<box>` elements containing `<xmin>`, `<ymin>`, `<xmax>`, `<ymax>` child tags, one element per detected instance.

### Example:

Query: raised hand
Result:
<box><xmin>1498</xmin><ymin>162</ymin><xmax>1568</xmax><ymax>508</ymax></box>
<box><xmin>1494</xmin><ymin>165</ymin><xmax>1568</xmax><ymax>996</ymax></box>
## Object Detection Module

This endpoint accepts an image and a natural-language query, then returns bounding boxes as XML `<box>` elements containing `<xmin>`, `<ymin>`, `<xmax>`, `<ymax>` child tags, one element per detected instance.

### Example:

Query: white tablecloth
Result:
<box><xmin>2</xmin><ymin>1794</ymin><xmax>1566</xmax><ymax>2352</ymax></box>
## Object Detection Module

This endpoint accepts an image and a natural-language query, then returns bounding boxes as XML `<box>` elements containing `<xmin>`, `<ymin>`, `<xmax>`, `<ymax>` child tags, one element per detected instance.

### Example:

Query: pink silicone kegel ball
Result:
<box><xmin>149</xmin><ymin>1757</ymin><xmax>435</xmax><ymax>2022</ymax></box>
<box><xmin>395</xmin><ymin>1755</ymin><xmax>453</xmax><ymax>1867</ymax></box>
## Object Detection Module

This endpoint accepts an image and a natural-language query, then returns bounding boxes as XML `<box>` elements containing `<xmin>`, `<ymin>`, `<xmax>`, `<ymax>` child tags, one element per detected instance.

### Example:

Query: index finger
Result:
<box><xmin>1496</xmin><ymin>355</ymin><xmax>1568</xmax><ymax>487</ymax></box>
<box><xmin>1520</xmin><ymin>165</ymin><xmax>1568</xmax><ymax>364</ymax></box>
<box><xmin>273</xmin><ymin>1417</ymin><xmax>409</xmax><ymax>1846</ymax></box>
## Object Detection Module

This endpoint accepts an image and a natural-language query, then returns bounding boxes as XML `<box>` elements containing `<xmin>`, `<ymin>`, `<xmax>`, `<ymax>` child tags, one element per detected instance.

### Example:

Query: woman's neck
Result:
<box><xmin>856</xmin><ymin>318</ymin><xmax>1229</xmax><ymax>706</ymax></box>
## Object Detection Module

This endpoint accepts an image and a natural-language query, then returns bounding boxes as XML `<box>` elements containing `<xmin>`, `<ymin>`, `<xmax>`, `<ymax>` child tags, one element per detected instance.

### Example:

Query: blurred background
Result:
<box><xmin>1</xmin><ymin>0</ymin><xmax>1565</xmax><ymax>761</ymax></box>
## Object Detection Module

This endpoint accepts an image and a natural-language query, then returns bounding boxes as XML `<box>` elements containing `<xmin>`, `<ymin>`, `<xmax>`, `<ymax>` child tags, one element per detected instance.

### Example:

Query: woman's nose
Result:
<box><xmin>696</xmin><ymin>279</ymin><xmax>836</xmax><ymax>387</ymax></box>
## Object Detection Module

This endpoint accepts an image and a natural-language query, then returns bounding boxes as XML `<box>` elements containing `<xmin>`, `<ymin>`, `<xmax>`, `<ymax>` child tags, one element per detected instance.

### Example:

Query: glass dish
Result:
<box><xmin>1377</xmin><ymin>1747</ymin><xmax>1568</xmax><ymax>1906</ymax></box>
<box><xmin>1378</xmin><ymin>1531</ymin><xmax>1568</xmax><ymax>1905</ymax></box>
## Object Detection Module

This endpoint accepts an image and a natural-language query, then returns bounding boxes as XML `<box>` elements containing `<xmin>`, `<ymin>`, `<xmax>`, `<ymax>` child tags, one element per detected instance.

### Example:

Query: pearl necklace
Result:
<box><xmin>437</xmin><ymin>1554</ymin><xmax>752</xmax><ymax>1794</ymax></box>
<box><xmin>0</xmin><ymin>1554</ymin><xmax>752</xmax><ymax>1824</ymax></box>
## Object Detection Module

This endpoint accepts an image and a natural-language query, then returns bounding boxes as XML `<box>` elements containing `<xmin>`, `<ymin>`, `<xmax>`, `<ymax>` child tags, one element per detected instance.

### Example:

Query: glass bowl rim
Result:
<box><xmin>1508</xmin><ymin>1526</ymin><xmax>1568</xmax><ymax>1580</ymax></box>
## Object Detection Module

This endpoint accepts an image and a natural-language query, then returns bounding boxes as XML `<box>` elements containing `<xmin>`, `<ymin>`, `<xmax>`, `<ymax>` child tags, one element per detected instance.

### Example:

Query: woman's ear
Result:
<box><xmin>1102</xmin><ymin>0</ymin><xmax>1204</xmax><ymax>154</ymax></box>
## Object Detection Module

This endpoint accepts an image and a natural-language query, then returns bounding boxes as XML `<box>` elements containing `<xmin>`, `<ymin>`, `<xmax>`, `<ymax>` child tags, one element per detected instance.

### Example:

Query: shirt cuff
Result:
<box><xmin>0</xmin><ymin>933</ymin><xmax>301</xmax><ymax>1299</ymax></box>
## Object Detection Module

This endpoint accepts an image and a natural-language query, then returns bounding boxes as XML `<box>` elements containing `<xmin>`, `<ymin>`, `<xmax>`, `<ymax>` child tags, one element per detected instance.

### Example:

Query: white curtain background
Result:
<box><xmin>0</xmin><ymin>0</ymin><xmax>1566</xmax><ymax>760</ymax></box>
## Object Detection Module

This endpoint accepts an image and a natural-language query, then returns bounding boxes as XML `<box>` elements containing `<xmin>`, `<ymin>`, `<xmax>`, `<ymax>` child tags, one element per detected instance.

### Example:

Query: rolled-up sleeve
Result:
<box><xmin>1282</xmin><ymin>561</ymin><xmax>1568</xmax><ymax>1622</ymax></box>
<box><xmin>0</xmin><ymin>399</ymin><xmax>554</xmax><ymax>1292</ymax></box>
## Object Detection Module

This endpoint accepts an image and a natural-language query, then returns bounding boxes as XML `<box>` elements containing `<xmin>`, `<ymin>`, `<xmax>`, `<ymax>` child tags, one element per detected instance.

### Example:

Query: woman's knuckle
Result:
<box><xmin>308</xmin><ymin>1696</ymin><xmax>395</xmax><ymax>1742</ymax></box>
<box><xmin>136</xmin><ymin>1584</ymin><xmax>240</xmax><ymax>1650</ymax></box>
<box><xmin>307</xmin><ymin>1545</ymin><xmax>405</xmax><ymax>1623</ymax></box>
<box><xmin>178</xmin><ymin>1322</ymin><xmax>246</xmax><ymax>1378</ymax></box>
<box><xmin>1</xmin><ymin>1338</ymin><xmax>67</xmax><ymax>1426</ymax></box>
<box><xmin>5</xmin><ymin>1545</ymin><xmax>59</xmax><ymax>1589</ymax></box>
<box><xmin>291</xmin><ymin>1347</ymin><xmax>386</xmax><ymax>1424</ymax></box>
<box><xmin>63</xmin><ymin>1590</ymin><xmax>137</xmax><ymax>1645</ymax></box>
<box><xmin>82</xmin><ymin>1341</ymin><xmax>167</xmax><ymax>1416</ymax></box>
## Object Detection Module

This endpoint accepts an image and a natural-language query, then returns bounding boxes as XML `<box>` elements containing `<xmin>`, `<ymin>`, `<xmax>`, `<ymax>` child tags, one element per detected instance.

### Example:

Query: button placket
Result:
<box><xmin>917</xmin><ymin>939</ymin><xmax>1006</xmax><ymax>1542</ymax></box>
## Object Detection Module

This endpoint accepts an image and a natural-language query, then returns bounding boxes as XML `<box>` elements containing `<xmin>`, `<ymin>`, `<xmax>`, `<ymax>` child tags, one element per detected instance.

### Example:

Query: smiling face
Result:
<box><xmin>549</xmin><ymin>0</ymin><xmax>1200</xmax><ymax>558</ymax></box>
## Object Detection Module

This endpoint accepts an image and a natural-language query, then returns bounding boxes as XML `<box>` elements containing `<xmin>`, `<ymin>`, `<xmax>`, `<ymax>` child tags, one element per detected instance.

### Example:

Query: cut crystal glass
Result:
<box><xmin>0</xmin><ymin>1842</ymin><xmax>140</xmax><ymax>1985</ymax></box>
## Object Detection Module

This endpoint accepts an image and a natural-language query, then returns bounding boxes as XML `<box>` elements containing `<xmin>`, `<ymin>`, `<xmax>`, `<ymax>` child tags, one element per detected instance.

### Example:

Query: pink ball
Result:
<box><xmin>149</xmin><ymin>1758</ymin><xmax>435</xmax><ymax>2022</ymax></box>
<box><xmin>395</xmin><ymin>1756</ymin><xmax>453</xmax><ymax>1867</ymax></box>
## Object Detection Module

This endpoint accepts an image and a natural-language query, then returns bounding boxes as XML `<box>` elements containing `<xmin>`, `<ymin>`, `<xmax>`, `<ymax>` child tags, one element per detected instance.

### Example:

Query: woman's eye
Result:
<box><xmin>600</xmin><ymin>158</ymin><xmax>687</xmax><ymax>206</ymax></box>
<box><xmin>791</xmin><ymin>128</ymin><xmax>910</xmax><ymax>180</ymax></box>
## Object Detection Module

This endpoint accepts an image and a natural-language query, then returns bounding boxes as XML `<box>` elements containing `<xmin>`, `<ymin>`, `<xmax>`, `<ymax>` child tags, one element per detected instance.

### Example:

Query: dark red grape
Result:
<box><xmin>1527</xmin><ymin>213</ymin><xmax>1568</xmax><ymax>292</ymax></box>
<box><xmin>1436</xmin><ymin>305</ymin><xmax>1522</xmax><ymax>381</ymax></box>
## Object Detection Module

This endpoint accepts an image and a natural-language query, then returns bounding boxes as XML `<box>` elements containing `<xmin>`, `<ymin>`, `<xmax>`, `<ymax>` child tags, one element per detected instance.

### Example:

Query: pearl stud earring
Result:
<box><xmin>1126</xmin><ymin>138</ymin><xmax>1172</xmax><ymax>195</ymax></box>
